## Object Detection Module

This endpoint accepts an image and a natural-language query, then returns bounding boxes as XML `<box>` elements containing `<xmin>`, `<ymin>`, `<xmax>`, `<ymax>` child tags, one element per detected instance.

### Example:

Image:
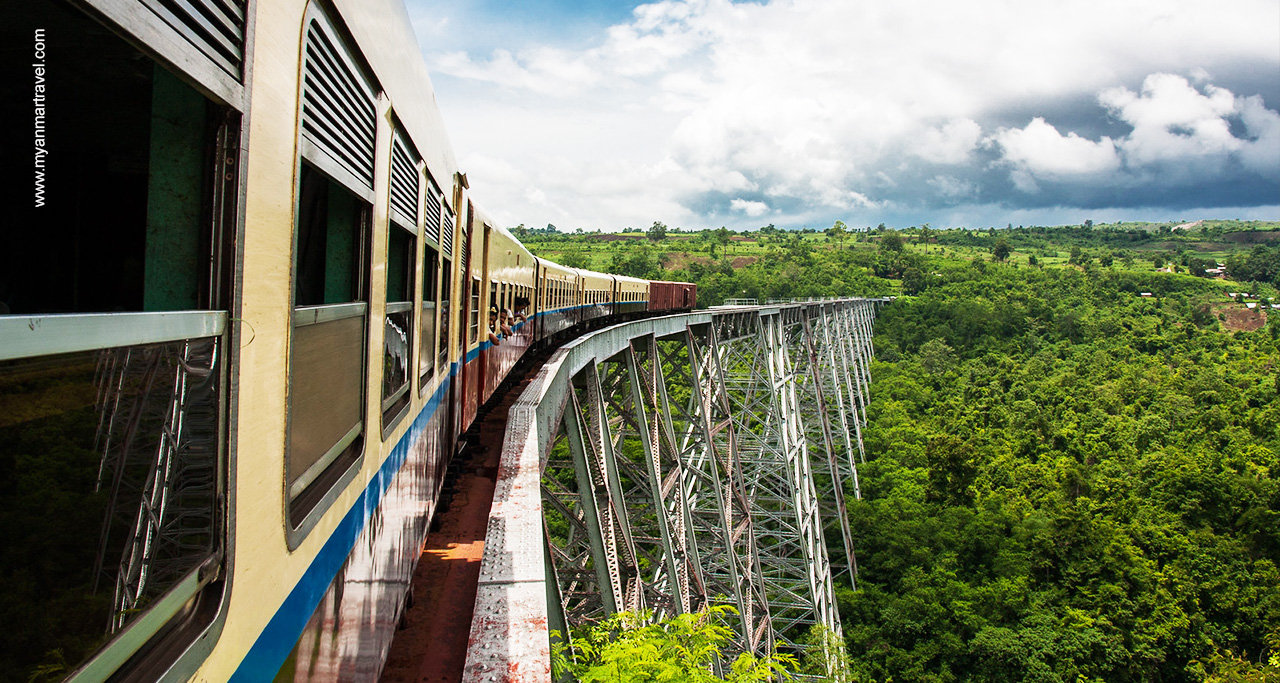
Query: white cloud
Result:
<box><xmin>913</xmin><ymin>119</ymin><xmax>983</xmax><ymax>165</ymax></box>
<box><xmin>994</xmin><ymin>118</ymin><xmax>1121</xmax><ymax>179</ymax></box>
<box><xmin>730</xmin><ymin>199</ymin><xmax>770</xmax><ymax>217</ymax></box>
<box><xmin>1238</xmin><ymin>95</ymin><xmax>1280</xmax><ymax>175</ymax></box>
<box><xmin>1100</xmin><ymin>73</ymin><xmax>1240</xmax><ymax>166</ymax></box>
<box><xmin>993</xmin><ymin>75</ymin><xmax>1280</xmax><ymax>192</ymax></box>
<box><xmin>413</xmin><ymin>0</ymin><xmax>1280</xmax><ymax>230</ymax></box>
<box><xmin>928</xmin><ymin>175</ymin><xmax>977</xmax><ymax>199</ymax></box>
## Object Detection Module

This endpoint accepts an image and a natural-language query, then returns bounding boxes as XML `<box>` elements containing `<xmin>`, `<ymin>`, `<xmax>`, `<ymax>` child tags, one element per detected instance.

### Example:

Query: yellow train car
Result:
<box><xmin>615</xmin><ymin>274</ymin><xmax>651</xmax><ymax>316</ymax></box>
<box><xmin>534</xmin><ymin>258</ymin><xmax>580</xmax><ymax>341</ymax></box>
<box><xmin>576</xmin><ymin>268</ymin><xmax>615</xmax><ymax>325</ymax></box>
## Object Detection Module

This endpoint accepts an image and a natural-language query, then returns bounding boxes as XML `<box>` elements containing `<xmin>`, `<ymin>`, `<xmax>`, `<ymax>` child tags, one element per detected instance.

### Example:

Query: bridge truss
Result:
<box><xmin>463</xmin><ymin>298</ymin><xmax>885</xmax><ymax>681</ymax></box>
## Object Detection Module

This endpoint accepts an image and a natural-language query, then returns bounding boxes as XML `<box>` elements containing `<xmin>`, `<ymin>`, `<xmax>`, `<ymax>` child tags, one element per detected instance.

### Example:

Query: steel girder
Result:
<box><xmin>533</xmin><ymin>299</ymin><xmax>884</xmax><ymax>668</ymax></box>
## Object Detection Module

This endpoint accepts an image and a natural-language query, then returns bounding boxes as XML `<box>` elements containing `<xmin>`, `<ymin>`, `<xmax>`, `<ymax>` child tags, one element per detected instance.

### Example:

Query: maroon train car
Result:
<box><xmin>649</xmin><ymin>280</ymin><xmax>697</xmax><ymax>312</ymax></box>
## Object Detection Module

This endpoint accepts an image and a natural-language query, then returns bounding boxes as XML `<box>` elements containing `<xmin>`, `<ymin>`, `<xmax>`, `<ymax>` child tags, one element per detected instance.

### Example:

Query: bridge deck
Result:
<box><xmin>379</xmin><ymin>299</ymin><xmax>885</xmax><ymax>682</ymax></box>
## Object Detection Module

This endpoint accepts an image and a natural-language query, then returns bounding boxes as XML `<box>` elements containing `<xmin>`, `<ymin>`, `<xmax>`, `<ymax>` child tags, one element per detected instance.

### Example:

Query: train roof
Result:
<box><xmin>333</xmin><ymin>0</ymin><xmax>458</xmax><ymax>205</ymax></box>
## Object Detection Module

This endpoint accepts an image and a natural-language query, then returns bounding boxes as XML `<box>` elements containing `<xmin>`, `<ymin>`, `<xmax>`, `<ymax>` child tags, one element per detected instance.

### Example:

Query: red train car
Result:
<box><xmin>649</xmin><ymin>280</ymin><xmax>697</xmax><ymax>312</ymax></box>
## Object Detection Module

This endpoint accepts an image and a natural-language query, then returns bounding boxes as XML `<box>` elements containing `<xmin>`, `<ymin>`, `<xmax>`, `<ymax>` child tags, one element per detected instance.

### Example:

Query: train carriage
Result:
<box><xmin>480</xmin><ymin>226</ymin><xmax>536</xmax><ymax>404</ymax></box>
<box><xmin>534</xmin><ymin>258</ymin><xmax>580</xmax><ymax>341</ymax></box>
<box><xmin>576</xmin><ymin>269</ymin><xmax>615</xmax><ymax>325</ymax></box>
<box><xmin>614</xmin><ymin>275</ymin><xmax>650</xmax><ymax>316</ymax></box>
<box><xmin>649</xmin><ymin>280</ymin><xmax>698</xmax><ymax>312</ymax></box>
<box><xmin>0</xmin><ymin>0</ymin><xmax>694</xmax><ymax>681</ymax></box>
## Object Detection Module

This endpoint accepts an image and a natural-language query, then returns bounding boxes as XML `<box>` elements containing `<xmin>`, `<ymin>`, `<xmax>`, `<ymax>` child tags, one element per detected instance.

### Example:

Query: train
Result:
<box><xmin>0</xmin><ymin>0</ymin><xmax>694</xmax><ymax>681</ymax></box>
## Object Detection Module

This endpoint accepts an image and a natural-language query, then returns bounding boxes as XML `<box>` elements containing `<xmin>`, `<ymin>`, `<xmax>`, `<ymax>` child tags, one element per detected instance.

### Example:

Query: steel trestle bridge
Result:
<box><xmin>461</xmin><ymin>297</ymin><xmax>886</xmax><ymax>681</ymax></box>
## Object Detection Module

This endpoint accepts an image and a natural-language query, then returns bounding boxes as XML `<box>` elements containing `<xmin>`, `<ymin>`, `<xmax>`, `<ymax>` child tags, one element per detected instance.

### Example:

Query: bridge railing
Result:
<box><xmin>462</xmin><ymin>299</ymin><xmax>887</xmax><ymax>682</ymax></box>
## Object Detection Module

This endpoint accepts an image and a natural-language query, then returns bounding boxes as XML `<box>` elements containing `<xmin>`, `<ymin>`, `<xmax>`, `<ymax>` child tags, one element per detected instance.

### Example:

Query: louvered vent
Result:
<box><xmin>390</xmin><ymin>132</ymin><xmax>420</xmax><ymax>229</ymax></box>
<box><xmin>441</xmin><ymin>205</ymin><xmax>454</xmax><ymax>257</ymax></box>
<box><xmin>301</xmin><ymin>17</ymin><xmax>377</xmax><ymax>193</ymax></box>
<box><xmin>423</xmin><ymin>183</ymin><xmax>442</xmax><ymax>246</ymax></box>
<box><xmin>141</xmin><ymin>0</ymin><xmax>247</xmax><ymax>78</ymax></box>
<box><xmin>460</xmin><ymin>228</ymin><xmax>469</xmax><ymax>274</ymax></box>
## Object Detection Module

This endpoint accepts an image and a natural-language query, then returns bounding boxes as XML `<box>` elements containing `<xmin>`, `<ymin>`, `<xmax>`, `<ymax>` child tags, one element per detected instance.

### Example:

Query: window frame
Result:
<box><xmin>285</xmin><ymin>2</ymin><xmax>381</xmax><ymax>545</ymax></box>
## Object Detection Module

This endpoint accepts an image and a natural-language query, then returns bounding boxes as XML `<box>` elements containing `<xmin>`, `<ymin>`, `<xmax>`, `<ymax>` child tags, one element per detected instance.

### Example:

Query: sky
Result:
<box><xmin>402</xmin><ymin>0</ymin><xmax>1280</xmax><ymax>232</ymax></box>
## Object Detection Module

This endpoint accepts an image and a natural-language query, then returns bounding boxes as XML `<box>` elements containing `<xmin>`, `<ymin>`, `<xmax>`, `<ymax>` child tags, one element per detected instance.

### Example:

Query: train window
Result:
<box><xmin>288</xmin><ymin>163</ymin><xmax>370</xmax><ymax>531</ymax></box>
<box><xmin>420</xmin><ymin>246</ymin><xmax>439</xmax><ymax>392</ymax></box>
<box><xmin>489</xmin><ymin>281</ymin><xmax>499</xmax><ymax>341</ymax></box>
<box><xmin>3</xmin><ymin>2</ymin><xmax>236</xmax><ymax>316</ymax></box>
<box><xmin>382</xmin><ymin>221</ymin><xmax>415</xmax><ymax>435</ymax></box>
<box><xmin>0</xmin><ymin>3</ymin><xmax>239</xmax><ymax>681</ymax></box>
<box><xmin>469</xmin><ymin>277</ymin><xmax>481</xmax><ymax>345</ymax></box>
<box><xmin>384</xmin><ymin>127</ymin><xmax>420</xmax><ymax>431</ymax></box>
<box><xmin>437</xmin><ymin>258</ymin><xmax>452</xmax><ymax>371</ymax></box>
<box><xmin>287</xmin><ymin>3</ymin><xmax>379</xmax><ymax>537</ymax></box>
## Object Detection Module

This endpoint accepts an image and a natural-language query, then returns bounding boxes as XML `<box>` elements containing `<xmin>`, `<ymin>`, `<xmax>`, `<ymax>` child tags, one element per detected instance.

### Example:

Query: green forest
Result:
<box><xmin>524</xmin><ymin>220</ymin><xmax>1280</xmax><ymax>682</ymax></box>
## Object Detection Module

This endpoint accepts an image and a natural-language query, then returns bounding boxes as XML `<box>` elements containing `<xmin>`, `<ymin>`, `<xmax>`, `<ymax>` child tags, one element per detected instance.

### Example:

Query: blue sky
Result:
<box><xmin>404</xmin><ymin>0</ymin><xmax>1280</xmax><ymax>232</ymax></box>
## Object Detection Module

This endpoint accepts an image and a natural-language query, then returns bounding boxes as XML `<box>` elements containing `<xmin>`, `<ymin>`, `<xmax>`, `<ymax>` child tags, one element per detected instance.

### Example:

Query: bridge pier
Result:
<box><xmin>464</xmin><ymin>298</ymin><xmax>886</xmax><ymax>682</ymax></box>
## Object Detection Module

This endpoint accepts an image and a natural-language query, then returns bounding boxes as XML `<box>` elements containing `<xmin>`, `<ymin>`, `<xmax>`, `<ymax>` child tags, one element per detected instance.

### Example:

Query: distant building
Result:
<box><xmin>1140</xmin><ymin>292</ymin><xmax>1154</xmax><ymax>298</ymax></box>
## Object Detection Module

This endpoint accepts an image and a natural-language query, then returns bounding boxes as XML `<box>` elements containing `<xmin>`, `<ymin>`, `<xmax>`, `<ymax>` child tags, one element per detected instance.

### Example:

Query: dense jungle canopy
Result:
<box><xmin>525</xmin><ymin>220</ymin><xmax>1280</xmax><ymax>682</ymax></box>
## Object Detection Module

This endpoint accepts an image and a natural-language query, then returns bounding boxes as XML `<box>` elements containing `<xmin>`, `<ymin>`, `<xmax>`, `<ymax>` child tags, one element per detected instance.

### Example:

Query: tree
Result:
<box><xmin>552</xmin><ymin>607</ymin><xmax>796</xmax><ymax>682</ymax></box>
<box><xmin>647</xmin><ymin>221</ymin><xmax>668</xmax><ymax>242</ymax></box>
<box><xmin>715</xmin><ymin>226</ymin><xmax>732</xmax><ymax>259</ymax></box>
<box><xmin>828</xmin><ymin>220</ymin><xmax>848</xmax><ymax>249</ymax></box>
<box><xmin>902</xmin><ymin>267</ymin><xmax>928</xmax><ymax>295</ymax></box>
<box><xmin>560</xmin><ymin>249</ymin><xmax>591</xmax><ymax>269</ymax></box>
<box><xmin>992</xmin><ymin>237</ymin><xmax>1012</xmax><ymax>262</ymax></box>
<box><xmin>881</xmin><ymin>231</ymin><xmax>904</xmax><ymax>252</ymax></box>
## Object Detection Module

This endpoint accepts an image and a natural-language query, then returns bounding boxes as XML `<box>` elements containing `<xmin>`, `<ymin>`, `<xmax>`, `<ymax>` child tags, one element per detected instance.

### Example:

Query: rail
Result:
<box><xmin>461</xmin><ymin>298</ymin><xmax>887</xmax><ymax>682</ymax></box>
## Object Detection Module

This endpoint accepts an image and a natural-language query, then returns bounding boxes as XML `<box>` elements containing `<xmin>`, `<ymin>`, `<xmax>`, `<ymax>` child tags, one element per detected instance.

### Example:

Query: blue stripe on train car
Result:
<box><xmin>230</xmin><ymin>365</ymin><xmax>457</xmax><ymax>681</ymax></box>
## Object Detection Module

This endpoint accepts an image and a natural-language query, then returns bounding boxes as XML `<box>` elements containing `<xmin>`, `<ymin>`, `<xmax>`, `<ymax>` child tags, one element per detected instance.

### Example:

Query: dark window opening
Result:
<box><xmin>1</xmin><ymin>0</ymin><xmax>232</xmax><ymax>316</ymax></box>
<box><xmin>288</xmin><ymin>163</ymin><xmax>370</xmax><ymax>526</ymax></box>
<box><xmin>294</xmin><ymin>164</ymin><xmax>367</xmax><ymax>307</ymax></box>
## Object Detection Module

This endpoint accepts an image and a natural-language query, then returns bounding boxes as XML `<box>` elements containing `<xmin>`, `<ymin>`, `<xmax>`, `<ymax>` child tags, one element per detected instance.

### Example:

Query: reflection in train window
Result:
<box><xmin>438</xmin><ymin>258</ymin><xmax>452</xmax><ymax>370</ymax></box>
<box><xmin>383</xmin><ymin>221</ymin><xmax>415</xmax><ymax>433</ymax></box>
<box><xmin>0</xmin><ymin>1</ymin><xmax>237</xmax><ymax>680</ymax></box>
<box><xmin>420</xmin><ymin>246</ymin><xmax>439</xmax><ymax>391</ymax></box>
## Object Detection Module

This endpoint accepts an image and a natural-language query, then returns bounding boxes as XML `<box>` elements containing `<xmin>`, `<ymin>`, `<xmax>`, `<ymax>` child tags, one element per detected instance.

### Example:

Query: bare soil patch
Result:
<box><xmin>731</xmin><ymin>256</ymin><xmax>759</xmax><ymax>268</ymax></box>
<box><xmin>1223</xmin><ymin>231</ymin><xmax>1280</xmax><ymax>244</ymax></box>
<box><xmin>1213</xmin><ymin>303</ymin><xmax>1268</xmax><ymax>332</ymax></box>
